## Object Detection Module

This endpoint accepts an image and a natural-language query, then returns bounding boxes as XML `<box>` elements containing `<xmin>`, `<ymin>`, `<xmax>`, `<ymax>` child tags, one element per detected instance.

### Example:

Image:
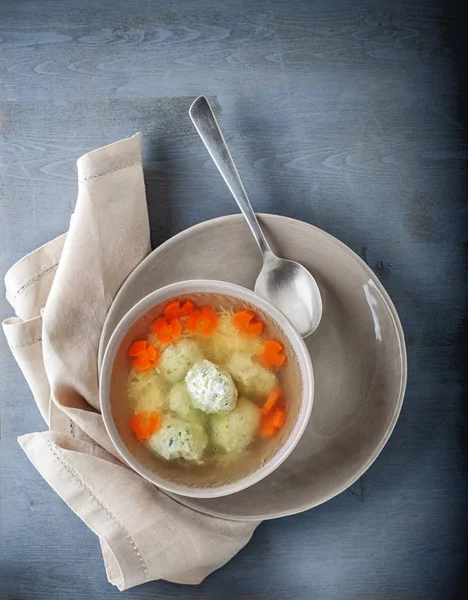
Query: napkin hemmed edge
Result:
<box><xmin>17</xmin><ymin>431</ymin><xmax>151</xmax><ymax>591</ymax></box>
<box><xmin>76</xmin><ymin>133</ymin><xmax>142</xmax><ymax>183</ymax></box>
<box><xmin>17</xmin><ymin>430</ymin><xmax>261</xmax><ymax>591</ymax></box>
<box><xmin>4</xmin><ymin>233</ymin><xmax>67</xmax><ymax>314</ymax></box>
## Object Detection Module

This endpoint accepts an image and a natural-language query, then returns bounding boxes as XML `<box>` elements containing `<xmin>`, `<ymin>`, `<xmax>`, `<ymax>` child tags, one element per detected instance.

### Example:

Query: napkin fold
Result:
<box><xmin>3</xmin><ymin>134</ymin><xmax>259</xmax><ymax>590</ymax></box>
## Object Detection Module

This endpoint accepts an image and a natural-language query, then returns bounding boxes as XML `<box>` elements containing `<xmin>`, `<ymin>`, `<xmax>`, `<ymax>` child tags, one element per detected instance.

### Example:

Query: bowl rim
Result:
<box><xmin>100</xmin><ymin>279</ymin><xmax>314</xmax><ymax>499</ymax></box>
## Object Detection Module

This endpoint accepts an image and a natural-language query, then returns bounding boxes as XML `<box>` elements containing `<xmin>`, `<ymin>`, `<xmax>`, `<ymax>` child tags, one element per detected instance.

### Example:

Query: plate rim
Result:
<box><xmin>99</xmin><ymin>213</ymin><xmax>407</xmax><ymax>521</ymax></box>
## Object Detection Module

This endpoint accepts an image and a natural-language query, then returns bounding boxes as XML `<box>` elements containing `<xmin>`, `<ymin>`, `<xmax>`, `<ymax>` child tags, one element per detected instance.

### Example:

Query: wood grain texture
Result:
<box><xmin>1</xmin><ymin>0</ymin><xmax>467</xmax><ymax>598</ymax></box>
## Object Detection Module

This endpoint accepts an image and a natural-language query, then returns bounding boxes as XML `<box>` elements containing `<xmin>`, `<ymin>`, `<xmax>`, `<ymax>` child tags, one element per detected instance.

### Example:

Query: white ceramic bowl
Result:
<box><xmin>100</xmin><ymin>279</ymin><xmax>314</xmax><ymax>499</ymax></box>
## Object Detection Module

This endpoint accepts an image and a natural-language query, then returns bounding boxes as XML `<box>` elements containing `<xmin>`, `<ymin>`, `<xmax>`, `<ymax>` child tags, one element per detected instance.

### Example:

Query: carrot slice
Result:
<box><xmin>146</xmin><ymin>345</ymin><xmax>159</xmax><ymax>362</ymax></box>
<box><xmin>272</xmin><ymin>408</ymin><xmax>286</xmax><ymax>429</ymax></box>
<box><xmin>152</xmin><ymin>317</ymin><xmax>168</xmax><ymax>334</ymax></box>
<box><xmin>132</xmin><ymin>356</ymin><xmax>152</xmax><ymax>371</ymax></box>
<box><xmin>247</xmin><ymin>321</ymin><xmax>264</xmax><ymax>336</ymax></box>
<box><xmin>178</xmin><ymin>300</ymin><xmax>194</xmax><ymax>317</ymax></box>
<box><xmin>159</xmin><ymin>330</ymin><xmax>173</xmax><ymax>344</ymax></box>
<box><xmin>262</xmin><ymin>387</ymin><xmax>281</xmax><ymax>416</ymax></box>
<box><xmin>170</xmin><ymin>318</ymin><xmax>182</xmax><ymax>339</ymax></box>
<box><xmin>186</xmin><ymin>309</ymin><xmax>201</xmax><ymax>333</ymax></box>
<box><xmin>164</xmin><ymin>299</ymin><xmax>195</xmax><ymax>320</ymax></box>
<box><xmin>263</xmin><ymin>340</ymin><xmax>283</xmax><ymax>354</ymax></box>
<box><xmin>186</xmin><ymin>306</ymin><xmax>218</xmax><ymax>336</ymax></box>
<box><xmin>152</xmin><ymin>316</ymin><xmax>182</xmax><ymax>344</ymax></box>
<box><xmin>232</xmin><ymin>310</ymin><xmax>264</xmax><ymax>337</ymax></box>
<box><xmin>130</xmin><ymin>411</ymin><xmax>161</xmax><ymax>440</ymax></box>
<box><xmin>258</xmin><ymin>406</ymin><xmax>287</xmax><ymax>439</ymax></box>
<box><xmin>147</xmin><ymin>411</ymin><xmax>161</xmax><ymax>432</ymax></box>
<box><xmin>164</xmin><ymin>300</ymin><xmax>181</xmax><ymax>320</ymax></box>
<box><xmin>269</xmin><ymin>354</ymin><xmax>286</xmax><ymax>367</ymax></box>
<box><xmin>129</xmin><ymin>341</ymin><xmax>159</xmax><ymax>371</ymax></box>
<box><xmin>129</xmin><ymin>414</ymin><xmax>144</xmax><ymax>439</ymax></box>
<box><xmin>128</xmin><ymin>340</ymin><xmax>148</xmax><ymax>357</ymax></box>
<box><xmin>259</xmin><ymin>415</ymin><xmax>278</xmax><ymax>439</ymax></box>
<box><xmin>258</xmin><ymin>340</ymin><xmax>286</xmax><ymax>368</ymax></box>
<box><xmin>233</xmin><ymin>310</ymin><xmax>256</xmax><ymax>330</ymax></box>
<box><xmin>199</xmin><ymin>306</ymin><xmax>218</xmax><ymax>335</ymax></box>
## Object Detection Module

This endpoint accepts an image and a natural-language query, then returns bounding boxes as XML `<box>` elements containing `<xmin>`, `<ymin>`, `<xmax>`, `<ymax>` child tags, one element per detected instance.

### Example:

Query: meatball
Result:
<box><xmin>211</xmin><ymin>397</ymin><xmax>261</xmax><ymax>453</ymax></box>
<box><xmin>168</xmin><ymin>381</ymin><xmax>206</xmax><ymax>423</ymax></box>
<box><xmin>227</xmin><ymin>352</ymin><xmax>277</xmax><ymax>397</ymax></box>
<box><xmin>159</xmin><ymin>339</ymin><xmax>203</xmax><ymax>383</ymax></box>
<box><xmin>148</xmin><ymin>415</ymin><xmax>208</xmax><ymax>462</ymax></box>
<box><xmin>185</xmin><ymin>359</ymin><xmax>238</xmax><ymax>414</ymax></box>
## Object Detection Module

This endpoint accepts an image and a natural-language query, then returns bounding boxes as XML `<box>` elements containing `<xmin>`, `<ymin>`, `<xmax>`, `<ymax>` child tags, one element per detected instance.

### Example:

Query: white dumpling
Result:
<box><xmin>148</xmin><ymin>415</ymin><xmax>208</xmax><ymax>462</ymax></box>
<box><xmin>159</xmin><ymin>339</ymin><xmax>203</xmax><ymax>383</ymax></box>
<box><xmin>227</xmin><ymin>352</ymin><xmax>277</xmax><ymax>398</ymax></box>
<box><xmin>168</xmin><ymin>381</ymin><xmax>206</xmax><ymax>423</ymax></box>
<box><xmin>185</xmin><ymin>360</ymin><xmax>238</xmax><ymax>414</ymax></box>
<box><xmin>211</xmin><ymin>397</ymin><xmax>261</xmax><ymax>453</ymax></box>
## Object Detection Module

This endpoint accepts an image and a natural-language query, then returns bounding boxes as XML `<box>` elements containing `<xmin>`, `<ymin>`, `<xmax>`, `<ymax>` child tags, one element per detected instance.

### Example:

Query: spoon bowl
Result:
<box><xmin>255</xmin><ymin>254</ymin><xmax>323</xmax><ymax>337</ymax></box>
<box><xmin>189</xmin><ymin>95</ymin><xmax>323</xmax><ymax>337</ymax></box>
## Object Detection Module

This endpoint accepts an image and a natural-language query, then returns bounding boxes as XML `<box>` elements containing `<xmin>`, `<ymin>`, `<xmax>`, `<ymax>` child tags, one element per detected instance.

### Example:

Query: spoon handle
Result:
<box><xmin>189</xmin><ymin>96</ymin><xmax>273</xmax><ymax>258</ymax></box>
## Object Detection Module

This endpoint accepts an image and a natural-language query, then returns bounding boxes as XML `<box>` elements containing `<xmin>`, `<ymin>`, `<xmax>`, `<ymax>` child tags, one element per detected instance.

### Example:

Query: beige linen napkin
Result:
<box><xmin>2</xmin><ymin>133</ymin><xmax>259</xmax><ymax>591</ymax></box>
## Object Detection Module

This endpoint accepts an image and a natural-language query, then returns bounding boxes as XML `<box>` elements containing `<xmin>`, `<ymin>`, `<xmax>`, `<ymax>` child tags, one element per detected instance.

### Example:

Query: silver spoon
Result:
<box><xmin>189</xmin><ymin>95</ymin><xmax>322</xmax><ymax>337</ymax></box>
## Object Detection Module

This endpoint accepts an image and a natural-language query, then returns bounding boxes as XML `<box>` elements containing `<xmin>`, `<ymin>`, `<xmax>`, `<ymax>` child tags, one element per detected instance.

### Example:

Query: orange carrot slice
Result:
<box><xmin>180</xmin><ymin>300</ymin><xmax>195</xmax><ymax>316</ymax></box>
<box><xmin>262</xmin><ymin>387</ymin><xmax>281</xmax><ymax>416</ymax></box>
<box><xmin>199</xmin><ymin>306</ymin><xmax>218</xmax><ymax>335</ymax></box>
<box><xmin>133</xmin><ymin>356</ymin><xmax>152</xmax><ymax>371</ymax></box>
<box><xmin>164</xmin><ymin>300</ymin><xmax>181</xmax><ymax>320</ymax></box>
<box><xmin>146</xmin><ymin>345</ymin><xmax>158</xmax><ymax>361</ymax></box>
<box><xmin>147</xmin><ymin>411</ymin><xmax>161</xmax><ymax>431</ymax></box>
<box><xmin>186</xmin><ymin>306</ymin><xmax>218</xmax><ymax>336</ymax></box>
<box><xmin>128</xmin><ymin>340</ymin><xmax>148</xmax><ymax>357</ymax></box>
<box><xmin>130</xmin><ymin>411</ymin><xmax>161</xmax><ymax>440</ymax></box>
<box><xmin>129</xmin><ymin>414</ymin><xmax>142</xmax><ymax>438</ymax></box>
<box><xmin>259</xmin><ymin>414</ymin><xmax>278</xmax><ymax>439</ymax></box>
<box><xmin>151</xmin><ymin>316</ymin><xmax>182</xmax><ymax>344</ymax></box>
<box><xmin>232</xmin><ymin>310</ymin><xmax>265</xmax><ymax>337</ymax></box>
<box><xmin>233</xmin><ymin>310</ymin><xmax>255</xmax><ymax>330</ymax></box>
<box><xmin>258</xmin><ymin>407</ymin><xmax>287</xmax><ymax>439</ymax></box>
<box><xmin>186</xmin><ymin>309</ymin><xmax>200</xmax><ymax>333</ymax></box>
<box><xmin>258</xmin><ymin>340</ymin><xmax>286</xmax><ymax>368</ymax></box>
<box><xmin>128</xmin><ymin>340</ymin><xmax>159</xmax><ymax>371</ymax></box>
<box><xmin>152</xmin><ymin>317</ymin><xmax>168</xmax><ymax>334</ymax></box>
<box><xmin>158</xmin><ymin>331</ymin><xmax>172</xmax><ymax>344</ymax></box>
<box><xmin>272</xmin><ymin>408</ymin><xmax>286</xmax><ymax>429</ymax></box>
<box><xmin>164</xmin><ymin>299</ymin><xmax>195</xmax><ymax>320</ymax></box>
<box><xmin>247</xmin><ymin>321</ymin><xmax>264</xmax><ymax>336</ymax></box>
<box><xmin>170</xmin><ymin>318</ymin><xmax>182</xmax><ymax>339</ymax></box>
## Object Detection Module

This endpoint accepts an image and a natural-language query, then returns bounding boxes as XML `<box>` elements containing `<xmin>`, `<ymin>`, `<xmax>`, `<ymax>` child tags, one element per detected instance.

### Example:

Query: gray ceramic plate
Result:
<box><xmin>99</xmin><ymin>214</ymin><xmax>406</xmax><ymax>521</ymax></box>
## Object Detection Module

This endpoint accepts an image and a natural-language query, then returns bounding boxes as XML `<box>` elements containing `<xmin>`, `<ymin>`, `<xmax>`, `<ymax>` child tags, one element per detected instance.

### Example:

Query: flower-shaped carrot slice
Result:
<box><xmin>129</xmin><ymin>411</ymin><xmax>161</xmax><ymax>440</ymax></box>
<box><xmin>262</xmin><ymin>387</ymin><xmax>282</xmax><ymax>416</ymax></box>
<box><xmin>258</xmin><ymin>340</ymin><xmax>286</xmax><ymax>368</ymax></box>
<box><xmin>152</xmin><ymin>316</ymin><xmax>182</xmax><ymax>344</ymax></box>
<box><xmin>232</xmin><ymin>310</ymin><xmax>265</xmax><ymax>337</ymax></box>
<box><xmin>259</xmin><ymin>407</ymin><xmax>286</xmax><ymax>439</ymax></box>
<box><xmin>128</xmin><ymin>341</ymin><xmax>159</xmax><ymax>371</ymax></box>
<box><xmin>164</xmin><ymin>299</ymin><xmax>195</xmax><ymax>320</ymax></box>
<box><xmin>186</xmin><ymin>306</ymin><xmax>218</xmax><ymax>336</ymax></box>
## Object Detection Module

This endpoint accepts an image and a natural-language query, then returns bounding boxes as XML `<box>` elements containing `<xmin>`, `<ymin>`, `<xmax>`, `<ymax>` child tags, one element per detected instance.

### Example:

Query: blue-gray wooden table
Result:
<box><xmin>1</xmin><ymin>0</ymin><xmax>467</xmax><ymax>598</ymax></box>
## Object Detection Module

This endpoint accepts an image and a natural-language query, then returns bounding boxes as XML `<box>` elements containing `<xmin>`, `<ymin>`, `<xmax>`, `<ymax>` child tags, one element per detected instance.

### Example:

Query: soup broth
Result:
<box><xmin>110</xmin><ymin>293</ymin><xmax>303</xmax><ymax>489</ymax></box>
